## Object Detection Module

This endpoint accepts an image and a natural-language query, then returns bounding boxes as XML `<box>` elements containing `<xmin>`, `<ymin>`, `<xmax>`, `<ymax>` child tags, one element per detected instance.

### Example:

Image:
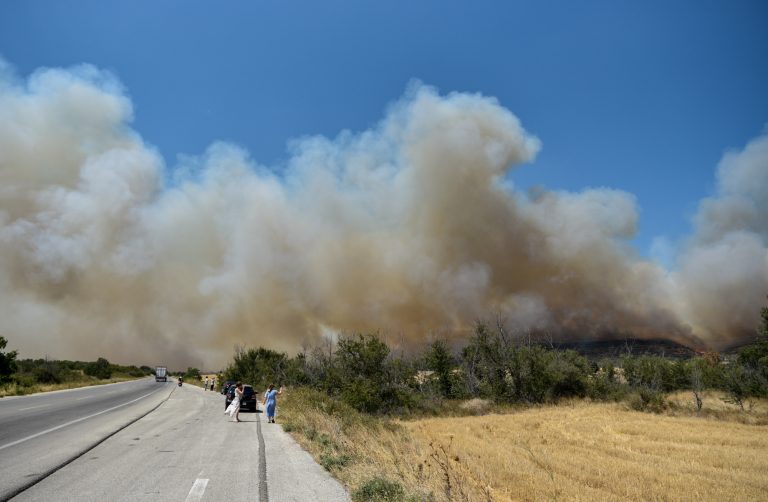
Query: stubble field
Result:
<box><xmin>281</xmin><ymin>390</ymin><xmax>768</xmax><ymax>501</ymax></box>
<box><xmin>404</xmin><ymin>400</ymin><xmax>768</xmax><ymax>501</ymax></box>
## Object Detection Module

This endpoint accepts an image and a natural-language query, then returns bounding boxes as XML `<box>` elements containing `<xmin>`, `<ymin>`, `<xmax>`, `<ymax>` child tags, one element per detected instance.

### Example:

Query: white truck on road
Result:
<box><xmin>155</xmin><ymin>366</ymin><xmax>167</xmax><ymax>382</ymax></box>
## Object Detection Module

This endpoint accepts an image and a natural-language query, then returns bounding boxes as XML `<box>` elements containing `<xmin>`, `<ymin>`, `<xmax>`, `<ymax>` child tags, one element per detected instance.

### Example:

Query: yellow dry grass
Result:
<box><xmin>666</xmin><ymin>390</ymin><xmax>768</xmax><ymax>421</ymax></box>
<box><xmin>405</xmin><ymin>401</ymin><xmax>768</xmax><ymax>501</ymax></box>
<box><xmin>281</xmin><ymin>390</ymin><xmax>768</xmax><ymax>502</ymax></box>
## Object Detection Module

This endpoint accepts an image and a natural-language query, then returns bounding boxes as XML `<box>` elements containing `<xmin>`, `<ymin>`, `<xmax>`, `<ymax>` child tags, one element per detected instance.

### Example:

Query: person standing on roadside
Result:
<box><xmin>263</xmin><ymin>384</ymin><xmax>283</xmax><ymax>423</ymax></box>
<box><xmin>210</xmin><ymin>378</ymin><xmax>215</xmax><ymax>392</ymax></box>
<box><xmin>204</xmin><ymin>376</ymin><xmax>209</xmax><ymax>391</ymax></box>
<box><xmin>225</xmin><ymin>382</ymin><xmax>244</xmax><ymax>422</ymax></box>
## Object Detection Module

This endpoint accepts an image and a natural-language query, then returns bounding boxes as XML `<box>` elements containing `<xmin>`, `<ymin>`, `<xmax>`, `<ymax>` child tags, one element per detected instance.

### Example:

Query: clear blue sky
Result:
<box><xmin>1</xmin><ymin>0</ymin><xmax>767</xmax><ymax>259</ymax></box>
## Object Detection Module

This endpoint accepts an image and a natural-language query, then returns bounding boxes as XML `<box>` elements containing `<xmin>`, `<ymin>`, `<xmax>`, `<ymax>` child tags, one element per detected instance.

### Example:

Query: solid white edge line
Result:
<box><xmin>184</xmin><ymin>478</ymin><xmax>209</xmax><ymax>502</ymax></box>
<box><xmin>0</xmin><ymin>388</ymin><xmax>163</xmax><ymax>451</ymax></box>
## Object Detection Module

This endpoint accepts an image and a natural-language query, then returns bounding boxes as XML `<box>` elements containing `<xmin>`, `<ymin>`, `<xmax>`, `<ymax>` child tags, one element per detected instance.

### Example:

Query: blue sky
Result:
<box><xmin>1</xmin><ymin>0</ymin><xmax>767</xmax><ymax>259</ymax></box>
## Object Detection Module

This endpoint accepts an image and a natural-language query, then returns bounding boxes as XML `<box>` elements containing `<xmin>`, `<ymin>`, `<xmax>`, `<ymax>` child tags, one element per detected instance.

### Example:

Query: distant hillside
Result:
<box><xmin>555</xmin><ymin>338</ymin><xmax>697</xmax><ymax>360</ymax></box>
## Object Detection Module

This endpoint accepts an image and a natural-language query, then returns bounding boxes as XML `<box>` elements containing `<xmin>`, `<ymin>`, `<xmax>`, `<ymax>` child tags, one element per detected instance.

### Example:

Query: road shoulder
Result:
<box><xmin>261</xmin><ymin>415</ymin><xmax>350</xmax><ymax>502</ymax></box>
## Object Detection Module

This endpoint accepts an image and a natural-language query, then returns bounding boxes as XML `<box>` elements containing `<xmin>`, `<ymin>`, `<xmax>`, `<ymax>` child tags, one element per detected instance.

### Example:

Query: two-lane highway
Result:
<box><xmin>10</xmin><ymin>384</ymin><xmax>350</xmax><ymax>502</ymax></box>
<box><xmin>2</xmin><ymin>381</ymin><xmax>349</xmax><ymax>501</ymax></box>
<box><xmin>0</xmin><ymin>378</ymin><xmax>174</xmax><ymax>500</ymax></box>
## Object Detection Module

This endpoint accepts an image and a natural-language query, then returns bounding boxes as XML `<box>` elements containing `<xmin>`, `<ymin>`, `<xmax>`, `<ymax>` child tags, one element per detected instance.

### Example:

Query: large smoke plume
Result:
<box><xmin>1</xmin><ymin>61</ymin><xmax>766</xmax><ymax>368</ymax></box>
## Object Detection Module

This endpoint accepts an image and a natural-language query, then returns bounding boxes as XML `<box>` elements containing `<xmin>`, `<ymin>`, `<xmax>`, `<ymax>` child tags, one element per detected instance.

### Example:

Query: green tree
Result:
<box><xmin>0</xmin><ymin>336</ymin><xmax>18</xmax><ymax>384</ymax></box>
<box><xmin>739</xmin><ymin>298</ymin><xmax>768</xmax><ymax>369</ymax></box>
<box><xmin>735</xmin><ymin>297</ymin><xmax>768</xmax><ymax>397</ymax></box>
<box><xmin>224</xmin><ymin>347</ymin><xmax>291</xmax><ymax>389</ymax></box>
<box><xmin>332</xmin><ymin>333</ymin><xmax>414</xmax><ymax>413</ymax></box>
<box><xmin>722</xmin><ymin>364</ymin><xmax>749</xmax><ymax>411</ymax></box>
<box><xmin>84</xmin><ymin>357</ymin><xmax>112</xmax><ymax>379</ymax></box>
<box><xmin>465</xmin><ymin>323</ymin><xmax>591</xmax><ymax>404</ymax></box>
<box><xmin>184</xmin><ymin>367</ymin><xmax>201</xmax><ymax>380</ymax></box>
<box><xmin>335</xmin><ymin>334</ymin><xmax>390</xmax><ymax>413</ymax></box>
<box><xmin>33</xmin><ymin>358</ymin><xmax>69</xmax><ymax>384</ymax></box>
<box><xmin>424</xmin><ymin>339</ymin><xmax>455</xmax><ymax>398</ymax></box>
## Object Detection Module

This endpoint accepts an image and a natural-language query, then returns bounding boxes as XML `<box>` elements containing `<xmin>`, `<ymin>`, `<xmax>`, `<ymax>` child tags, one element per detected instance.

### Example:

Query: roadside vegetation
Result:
<box><xmin>224</xmin><ymin>301</ymin><xmax>768</xmax><ymax>419</ymax></box>
<box><xmin>0</xmin><ymin>338</ymin><xmax>153</xmax><ymax>397</ymax></box>
<box><xmin>279</xmin><ymin>389</ymin><xmax>767</xmax><ymax>501</ymax></box>
<box><xmin>223</xmin><ymin>300</ymin><xmax>768</xmax><ymax>500</ymax></box>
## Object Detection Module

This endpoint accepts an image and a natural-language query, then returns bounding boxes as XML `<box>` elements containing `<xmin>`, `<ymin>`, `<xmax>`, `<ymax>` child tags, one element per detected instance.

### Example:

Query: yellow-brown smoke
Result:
<box><xmin>1</xmin><ymin>63</ymin><xmax>766</xmax><ymax>368</ymax></box>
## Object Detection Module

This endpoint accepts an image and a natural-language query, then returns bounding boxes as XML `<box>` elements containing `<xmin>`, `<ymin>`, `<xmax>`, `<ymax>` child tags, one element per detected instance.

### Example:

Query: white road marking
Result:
<box><xmin>184</xmin><ymin>478</ymin><xmax>209</xmax><ymax>502</ymax></box>
<box><xmin>18</xmin><ymin>404</ymin><xmax>50</xmax><ymax>411</ymax></box>
<box><xmin>0</xmin><ymin>389</ymin><xmax>162</xmax><ymax>451</ymax></box>
<box><xmin>75</xmin><ymin>395</ymin><xmax>95</xmax><ymax>401</ymax></box>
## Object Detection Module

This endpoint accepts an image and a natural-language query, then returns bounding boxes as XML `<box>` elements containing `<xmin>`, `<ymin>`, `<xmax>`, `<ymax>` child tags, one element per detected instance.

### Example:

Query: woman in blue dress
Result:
<box><xmin>263</xmin><ymin>384</ymin><xmax>283</xmax><ymax>423</ymax></box>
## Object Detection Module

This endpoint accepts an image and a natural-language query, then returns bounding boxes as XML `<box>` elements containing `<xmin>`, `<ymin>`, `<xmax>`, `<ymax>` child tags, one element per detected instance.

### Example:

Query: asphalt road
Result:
<box><xmin>3</xmin><ymin>382</ymin><xmax>349</xmax><ymax>501</ymax></box>
<box><xmin>0</xmin><ymin>378</ymin><xmax>173</xmax><ymax>501</ymax></box>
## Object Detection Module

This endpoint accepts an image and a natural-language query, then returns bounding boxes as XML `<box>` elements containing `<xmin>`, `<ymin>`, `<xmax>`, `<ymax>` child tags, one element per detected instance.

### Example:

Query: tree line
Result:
<box><xmin>223</xmin><ymin>302</ymin><xmax>768</xmax><ymax>415</ymax></box>
<box><xmin>0</xmin><ymin>340</ymin><xmax>153</xmax><ymax>391</ymax></box>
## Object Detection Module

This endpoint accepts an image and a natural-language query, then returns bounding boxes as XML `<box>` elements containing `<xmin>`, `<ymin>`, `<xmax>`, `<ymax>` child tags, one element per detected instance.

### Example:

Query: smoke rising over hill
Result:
<box><xmin>1</xmin><ymin>62</ymin><xmax>766</xmax><ymax>368</ymax></box>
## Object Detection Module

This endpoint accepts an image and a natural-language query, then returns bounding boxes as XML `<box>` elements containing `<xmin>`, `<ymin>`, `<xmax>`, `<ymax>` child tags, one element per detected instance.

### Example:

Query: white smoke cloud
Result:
<box><xmin>677</xmin><ymin>133</ymin><xmax>768</xmax><ymax>346</ymax></box>
<box><xmin>0</xmin><ymin>60</ymin><xmax>765</xmax><ymax>368</ymax></box>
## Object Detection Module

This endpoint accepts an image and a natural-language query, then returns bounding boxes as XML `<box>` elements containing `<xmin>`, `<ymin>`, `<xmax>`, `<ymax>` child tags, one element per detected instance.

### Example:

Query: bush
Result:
<box><xmin>464</xmin><ymin>324</ymin><xmax>592</xmax><ymax>404</ymax></box>
<box><xmin>33</xmin><ymin>361</ymin><xmax>66</xmax><ymax>384</ymax></box>
<box><xmin>0</xmin><ymin>336</ymin><xmax>18</xmax><ymax>384</ymax></box>
<box><xmin>628</xmin><ymin>387</ymin><xmax>667</xmax><ymax>413</ymax></box>
<box><xmin>320</xmin><ymin>453</ymin><xmax>352</xmax><ymax>471</ymax></box>
<box><xmin>184</xmin><ymin>367</ymin><xmax>201</xmax><ymax>380</ymax></box>
<box><xmin>84</xmin><ymin>357</ymin><xmax>112</xmax><ymax>379</ymax></box>
<box><xmin>227</xmin><ymin>347</ymin><xmax>312</xmax><ymax>392</ymax></box>
<box><xmin>352</xmin><ymin>477</ymin><xmax>406</xmax><ymax>502</ymax></box>
<box><xmin>13</xmin><ymin>374</ymin><xmax>35</xmax><ymax>388</ymax></box>
<box><xmin>423</xmin><ymin>339</ymin><xmax>456</xmax><ymax>399</ymax></box>
<box><xmin>722</xmin><ymin>364</ymin><xmax>750</xmax><ymax>410</ymax></box>
<box><xmin>587</xmin><ymin>363</ymin><xmax>628</xmax><ymax>401</ymax></box>
<box><xmin>328</xmin><ymin>334</ymin><xmax>415</xmax><ymax>414</ymax></box>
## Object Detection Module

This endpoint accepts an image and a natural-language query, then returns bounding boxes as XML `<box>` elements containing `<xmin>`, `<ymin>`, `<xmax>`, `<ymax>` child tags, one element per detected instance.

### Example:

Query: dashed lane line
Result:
<box><xmin>0</xmin><ymin>386</ymin><xmax>175</xmax><ymax>502</ymax></box>
<box><xmin>17</xmin><ymin>404</ymin><xmax>50</xmax><ymax>411</ymax></box>
<box><xmin>0</xmin><ymin>389</ymin><xmax>163</xmax><ymax>451</ymax></box>
<box><xmin>184</xmin><ymin>478</ymin><xmax>209</xmax><ymax>502</ymax></box>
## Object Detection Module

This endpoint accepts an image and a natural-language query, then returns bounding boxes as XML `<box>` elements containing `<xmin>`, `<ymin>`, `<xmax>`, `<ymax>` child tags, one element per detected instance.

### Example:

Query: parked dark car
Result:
<box><xmin>225</xmin><ymin>384</ymin><xmax>257</xmax><ymax>412</ymax></box>
<box><xmin>221</xmin><ymin>380</ymin><xmax>236</xmax><ymax>395</ymax></box>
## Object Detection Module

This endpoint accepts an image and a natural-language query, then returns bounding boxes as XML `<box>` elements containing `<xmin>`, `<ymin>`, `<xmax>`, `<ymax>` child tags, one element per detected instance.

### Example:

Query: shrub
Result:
<box><xmin>352</xmin><ymin>477</ymin><xmax>406</xmax><ymax>502</ymax></box>
<box><xmin>227</xmin><ymin>347</ymin><xmax>313</xmax><ymax>389</ymax></box>
<box><xmin>184</xmin><ymin>367</ymin><xmax>201</xmax><ymax>380</ymax></box>
<box><xmin>33</xmin><ymin>362</ymin><xmax>65</xmax><ymax>384</ymax></box>
<box><xmin>464</xmin><ymin>324</ymin><xmax>592</xmax><ymax>404</ymax></box>
<box><xmin>0</xmin><ymin>336</ymin><xmax>18</xmax><ymax>384</ymax></box>
<box><xmin>423</xmin><ymin>339</ymin><xmax>456</xmax><ymax>399</ymax></box>
<box><xmin>587</xmin><ymin>363</ymin><xmax>627</xmax><ymax>401</ymax></box>
<box><xmin>84</xmin><ymin>357</ymin><xmax>112</xmax><ymax>379</ymax></box>
<box><xmin>628</xmin><ymin>387</ymin><xmax>667</xmax><ymax>413</ymax></box>
<box><xmin>320</xmin><ymin>453</ymin><xmax>352</xmax><ymax>471</ymax></box>
<box><xmin>329</xmin><ymin>334</ymin><xmax>415</xmax><ymax>414</ymax></box>
<box><xmin>722</xmin><ymin>364</ymin><xmax>750</xmax><ymax>410</ymax></box>
<box><xmin>13</xmin><ymin>374</ymin><xmax>35</xmax><ymax>388</ymax></box>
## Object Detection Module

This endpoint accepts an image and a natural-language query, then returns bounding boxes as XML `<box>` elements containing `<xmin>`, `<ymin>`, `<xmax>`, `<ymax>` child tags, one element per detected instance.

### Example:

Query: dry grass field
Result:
<box><xmin>280</xmin><ymin>390</ymin><xmax>768</xmax><ymax>501</ymax></box>
<box><xmin>406</xmin><ymin>402</ymin><xmax>768</xmax><ymax>501</ymax></box>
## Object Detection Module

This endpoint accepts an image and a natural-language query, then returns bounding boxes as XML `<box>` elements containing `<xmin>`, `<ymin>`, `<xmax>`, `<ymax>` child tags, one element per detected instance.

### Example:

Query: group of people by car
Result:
<box><xmin>224</xmin><ymin>382</ymin><xmax>284</xmax><ymax>423</ymax></box>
